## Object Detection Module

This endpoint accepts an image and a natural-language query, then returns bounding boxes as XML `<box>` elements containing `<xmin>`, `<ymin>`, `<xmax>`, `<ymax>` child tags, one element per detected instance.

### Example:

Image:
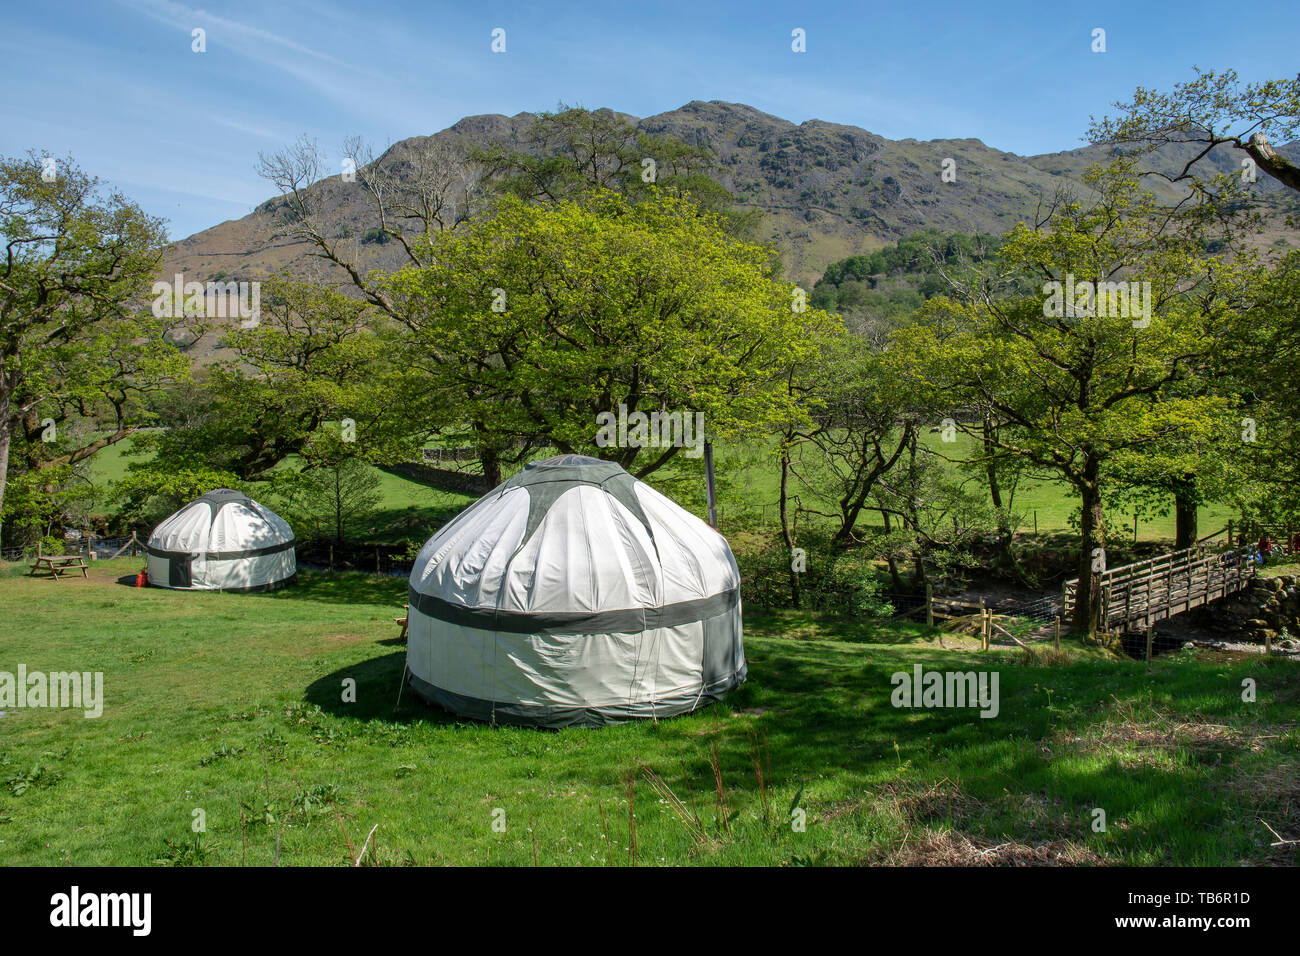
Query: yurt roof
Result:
<box><xmin>191</xmin><ymin>487</ymin><xmax>252</xmax><ymax>513</ymax></box>
<box><xmin>495</xmin><ymin>455</ymin><xmax>656</xmax><ymax>550</ymax></box>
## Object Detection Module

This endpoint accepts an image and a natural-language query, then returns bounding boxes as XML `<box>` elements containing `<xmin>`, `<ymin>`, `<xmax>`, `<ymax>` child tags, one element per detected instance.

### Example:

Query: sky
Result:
<box><xmin>2</xmin><ymin>0</ymin><xmax>1297</xmax><ymax>242</ymax></box>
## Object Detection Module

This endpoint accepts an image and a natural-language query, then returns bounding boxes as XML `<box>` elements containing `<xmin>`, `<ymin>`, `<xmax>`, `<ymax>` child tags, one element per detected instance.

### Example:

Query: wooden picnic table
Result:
<box><xmin>28</xmin><ymin>554</ymin><xmax>89</xmax><ymax>581</ymax></box>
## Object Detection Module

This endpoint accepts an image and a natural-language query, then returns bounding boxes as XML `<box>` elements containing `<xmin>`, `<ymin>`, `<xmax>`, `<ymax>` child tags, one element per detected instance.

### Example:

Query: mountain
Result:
<box><xmin>162</xmin><ymin>100</ymin><xmax>1300</xmax><ymax>303</ymax></box>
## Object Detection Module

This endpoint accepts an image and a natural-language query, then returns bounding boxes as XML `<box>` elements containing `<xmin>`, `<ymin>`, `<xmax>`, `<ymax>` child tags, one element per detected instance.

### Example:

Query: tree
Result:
<box><xmin>1090</xmin><ymin>67</ymin><xmax>1300</xmax><ymax>194</ymax></box>
<box><xmin>274</xmin><ymin>456</ymin><xmax>382</xmax><ymax>545</ymax></box>
<box><xmin>473</xmin><ymin>104</ymin><xmax>755</xmax><ymax>235</ymax></box>
<box><xmin>0</xmin><ymin>152</ymin><xmax>174</xmax><ymax>549</ymax></box>
<box><xmin>869</xmin><ymin>432</ymin><xmax>999</xmax><ymax>592</ymax></box>
<box><xmin>891</xmin><ymin>162</ymin><xmax>1236</xmax><ymax>632</ymax></box>
<box><xmin>780</xmin><ymin>333</ymin><xmax>925</xmax><ymax>554</ymax></box>
<box><xmin>257</xmin><ymin>110</ymin><xmax>757</xmax><ymax>483</ymax></box>
<box><xmin>383</xmin><ymin>190</ymin><xmax>835</xmax><ymax>477</ymax></box>
<box><xmin>1224</xmin><ymin>251</ymin><xmax>1300</xmax><ymax>521</ymax></box>
<box><xmin>135</xmin><ymin>277</ymin><xmax>422</xmax><ymax>480</ymax></box>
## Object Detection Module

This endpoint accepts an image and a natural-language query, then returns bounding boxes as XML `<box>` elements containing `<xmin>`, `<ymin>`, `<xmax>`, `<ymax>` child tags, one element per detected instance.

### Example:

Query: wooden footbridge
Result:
<box><xmin>1063</xmin><ymin>541</ymin><xmax>1257</xmax><ymax>633</ymax></box>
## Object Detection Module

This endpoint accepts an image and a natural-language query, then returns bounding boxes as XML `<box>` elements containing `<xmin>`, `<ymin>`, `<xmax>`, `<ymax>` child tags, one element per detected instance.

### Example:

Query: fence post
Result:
<box><xmin>1145</xmin><ymin>625</ymin><xmax>1154</xmax><ymax>672</ymax></box>
<box><xmin>925</xmin><ymin>582</ymin><xmax>933</xmax><ymax>627</ymax></box>
<box><xmin>1054</xmin><ymin>616</ymin><xmax>1061</xmax><ymax>652</ymax></box>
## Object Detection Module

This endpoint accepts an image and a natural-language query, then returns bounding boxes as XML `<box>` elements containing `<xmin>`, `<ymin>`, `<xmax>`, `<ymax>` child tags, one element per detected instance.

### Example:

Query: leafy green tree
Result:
<box><xmin>1224</xmin><ymin>251</ymin><xmax>1300</xmax><ymax>522</ymax></box>
<box><xmin>384</xmin><ymin>190</ymin><xmax>836</xmax><ymax>478</ymax></box>
<box><xmin>0</xmin><ymin>152</ymin><xmax>177</xmax><ymax>550</ymax></box>
<box><xmin>135</xmin><ymin>278</ymin><xmax>423</xmax><ymax>480</ymax></box>
<box><xmin>273</xmin><ymin>456</ymin><xmax>382</xmax><ymax>545</ymax></box>
<box><xmin>1090</xmin><ymin>67</ymin><xmax>1300</xmax><ymax>194</ymax></box>
<box><xmin>891</xmin><ymin>161</ymin><xmax>1238</xmax><ymax>631</ymax></box>
<box><xmin>781</xmin><ymin>333</ymin><xmax>929</xmax><ymax>553</ymax></box>
<box><xmin>473</xmin><ymin>105</ymin><xmax>754</xmax><ymax>235</ymax></box>
<box><xmin>0</xmin><ymin>463</ymin><xmax>96</xmax><ymax>553</ymax></box>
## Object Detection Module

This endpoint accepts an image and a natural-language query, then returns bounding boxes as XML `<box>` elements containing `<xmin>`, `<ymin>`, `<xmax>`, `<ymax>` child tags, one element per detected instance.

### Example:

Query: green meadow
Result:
<box><xmin>83</xmin><ymin>432</ymin><xmax>1229</xmax><ymax>547</ymax></box>
<box><xmin>0</xmin><ymin>559</ymin><xmax>1295</xmax><ymax>866</ymax></box>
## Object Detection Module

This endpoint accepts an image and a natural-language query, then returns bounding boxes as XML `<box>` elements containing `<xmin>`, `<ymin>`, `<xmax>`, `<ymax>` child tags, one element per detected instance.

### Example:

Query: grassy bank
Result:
<box><xmin>1</xmin><ymin>559</ymin><xmax>1295</xmax><ymax>866</ymax></box>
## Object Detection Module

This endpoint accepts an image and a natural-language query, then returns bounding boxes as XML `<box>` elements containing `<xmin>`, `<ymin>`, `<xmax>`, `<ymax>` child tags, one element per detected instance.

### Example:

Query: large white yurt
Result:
<box><xmin>406</xmin><ymin>455</ymin><xmax>745</xmax><ymax>728</ymax></box>
<box><xmin>145</xmin><ymin>489</ymin><xmax>297</xmax><ymax>592</ymax></box>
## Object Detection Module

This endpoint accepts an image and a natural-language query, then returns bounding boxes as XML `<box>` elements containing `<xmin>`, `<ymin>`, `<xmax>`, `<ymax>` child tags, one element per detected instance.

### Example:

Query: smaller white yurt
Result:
<box><xmin>145</xmin><ymin>489</ymin><xmax>296</xmax><ymax>592</ymax></box>
<box><xmin>407</xmin><ymin>455</ymin><xmax>745</xmax><ymax>728</ymax></box>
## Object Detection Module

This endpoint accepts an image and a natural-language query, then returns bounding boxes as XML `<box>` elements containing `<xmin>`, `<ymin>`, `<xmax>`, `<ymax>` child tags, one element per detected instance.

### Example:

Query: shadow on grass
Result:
<box><xmin>745</xmin><ymin>607</ymin><xmax>937</xmax><ymax>646</ymax></box>
<box><xmin>304</xmin><ymin>649</ymin><xmax>462</xmax><ymax>726</ymax></box>
<box><xmin>255</xmin><ymin>569</ymin><xmax>408</xmax><ymax>608</ymax></box>
<box><xmin>556</xmin><ymin>639</ymin><xmax>1282</xmax><ymax>861</ymax></box>
<box><xmin>349</xmin><ymin>504</ymin><xmax>461</xmax><ymax>546</ymax></box>
<box><xmin>292</xmin><ymin>594</ymin><xmax>1298</xmax><ymax>861</ymax></box>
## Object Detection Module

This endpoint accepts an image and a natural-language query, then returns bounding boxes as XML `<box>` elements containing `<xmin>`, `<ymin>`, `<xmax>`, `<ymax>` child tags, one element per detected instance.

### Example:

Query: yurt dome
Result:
<box><xmin>145</xmin><ymin>489</ymin><xmax>296</xmax><ymax>592</ymax></box>
<box><xmin>407</xmin><ymin>455</ymin><xmax>745</xmax><ymax>728</ymax></box>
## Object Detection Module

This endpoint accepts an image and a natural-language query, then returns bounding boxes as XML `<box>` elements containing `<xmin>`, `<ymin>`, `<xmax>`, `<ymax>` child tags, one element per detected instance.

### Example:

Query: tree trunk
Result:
<box><xmin>335</xmin><ymin>467</ymin><xmax>344</xmax><ymax>545</ymax></box>
<box><xmin>1072</xmin><ymin>457</ymin><xmax>1105</xmax><ymax>634</ymax></box>
<box><xmin>0</xmin><ymin>421</ymin><xmax>10</xmax><ymax>555</ymax></box>
<box><xmin>778</xmin><ymin>443</ymin><xmax>800</xmax><ymax>608</ymax></box>
<box><xmin>983</xmin><ymin>417</ymin><xmax>1014</xmax><ymax>571</ymax></box>
<box><xmin>1173</xmin><ymin>479</ymin><xmax>1198</xmax><ymax>550</ymax></box>
<box><xmin>881</xmin><ymin>509</ymin><xmax>903</xmax><ymax>592</ymax></box>
<box><xmin>0</xmin><ymin>374</ymin><xmax>12</xmax><ymax>554</ymax></box>
<box><xmin>1245</xmin><ymin>133</ymin><xmax>1300</xmax><ymax>193</ymax></box>
<box><xmin>479</xmin><ymin>443</ymin><xmax>502</xmax><ymax>487</ymax></box>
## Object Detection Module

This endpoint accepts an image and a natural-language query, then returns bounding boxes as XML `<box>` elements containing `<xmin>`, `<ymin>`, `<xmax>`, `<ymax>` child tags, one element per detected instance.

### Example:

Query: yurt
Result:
<box><xmin>145</xmin><ymin>489</ymin><xmax>297</xmax><ymax>592</ymax></box>
<box><xmin>406</xmin><ymin>455</ymin><xmax>745</xmax><ymax>728</ymax></box>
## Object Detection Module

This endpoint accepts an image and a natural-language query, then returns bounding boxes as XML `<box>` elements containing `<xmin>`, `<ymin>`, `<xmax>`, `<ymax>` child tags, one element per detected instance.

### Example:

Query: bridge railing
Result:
<box><xmin>1063</xmin><ymin>539</ymin><xmax>1258</xmax><ymax>630</ymax></box>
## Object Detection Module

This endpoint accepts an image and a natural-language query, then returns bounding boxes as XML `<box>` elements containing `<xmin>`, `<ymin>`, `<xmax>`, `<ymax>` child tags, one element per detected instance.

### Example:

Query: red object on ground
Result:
<box><xmin>135</xmin><ymin>572</ymin><xmax>147</xmax><ymax>587</ymax></box>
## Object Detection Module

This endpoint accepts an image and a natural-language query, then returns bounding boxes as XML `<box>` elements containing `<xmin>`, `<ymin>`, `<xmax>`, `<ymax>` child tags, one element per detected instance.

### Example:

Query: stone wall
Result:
<box><xmin>1199</xmin><ymin>573</ymin><xmax>1300</xmax><ymax>648</ymax></box>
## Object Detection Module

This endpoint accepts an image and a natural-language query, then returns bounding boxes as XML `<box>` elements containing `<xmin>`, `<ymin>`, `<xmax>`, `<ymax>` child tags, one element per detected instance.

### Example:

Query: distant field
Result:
<box><xmin>84</xmin><ymin>437</ymin><xmax>474</xmax><ymax>545</ymax></box>
<box><xmin>0</xmin><ymin>559</ymin><xmax>1295</xmax><ymax>866</ymax></box>
<box><xmin>83</xmin><ymin>432</ymin><xmax>1230</xmax><ymax>546</ymax></box>
<box><xmin>714</xmin><ymin>431</ymin><xmax>1232</xmax><ymax>544</ymax></box>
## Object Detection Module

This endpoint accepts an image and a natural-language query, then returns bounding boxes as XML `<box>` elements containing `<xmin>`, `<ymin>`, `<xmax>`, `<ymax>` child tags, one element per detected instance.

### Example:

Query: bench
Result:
<box><xmin>394</xmin><ymin>604</ymin><xmax>409</xmax><ymax>642</ymax></box>
<box><xmin>29</xmin><ymin>554</ymin><xmax>89</xmax><ymax>581</ymax></box>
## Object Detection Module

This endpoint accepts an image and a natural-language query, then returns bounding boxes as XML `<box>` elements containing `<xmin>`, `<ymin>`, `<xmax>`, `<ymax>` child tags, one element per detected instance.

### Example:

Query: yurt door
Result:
<box><xmin>169</xmin><ymin>553</ymin><xmax>193</xmax><ymax>588</ymax></box>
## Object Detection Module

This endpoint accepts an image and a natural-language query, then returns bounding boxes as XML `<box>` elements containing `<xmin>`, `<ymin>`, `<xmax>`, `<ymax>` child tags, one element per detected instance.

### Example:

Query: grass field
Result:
<box><xmin>85</xmin><ymin>432</ymin><xmax>1229</xmax><ymax>548</ymax></box>
<box><xmin>1</xmin><ymin>558</ymin><xmax>1296</xmax><ymax>866</ymax></box>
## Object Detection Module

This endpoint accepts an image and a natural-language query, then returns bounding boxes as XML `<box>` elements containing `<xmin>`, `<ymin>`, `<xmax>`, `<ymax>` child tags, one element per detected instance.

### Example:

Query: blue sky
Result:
<box><xmin>2</xmin><ymin>0</ymin><xmax>1296</xmax><ymax>241</ymax></box>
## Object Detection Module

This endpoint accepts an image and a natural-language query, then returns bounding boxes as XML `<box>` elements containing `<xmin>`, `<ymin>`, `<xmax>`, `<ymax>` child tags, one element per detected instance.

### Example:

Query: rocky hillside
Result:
<box><xmin>162</xmin><ymin>99</ymin><xmax>1300</xmax><ymax>309</ymax></box>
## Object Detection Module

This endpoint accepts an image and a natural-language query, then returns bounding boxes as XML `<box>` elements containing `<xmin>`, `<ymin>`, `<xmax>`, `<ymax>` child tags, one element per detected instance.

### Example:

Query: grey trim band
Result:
<box><xmin>145</xmin><ymin>539</ymin><xmax>296</xmax><ymax>561</ymax></box>
<box><xmin>149</xmin><ymin>572</ymin><xmax>297</xmax><ymax>594</ymax></box>
<box><xmin>408</xmin><ymin>585</ymin><xmax>739</xmax><ymax>635</ymax></box>
<box><xmin>407</xmin><ymin>664</ymin><xmax>746</xmax><ymax>729</ymax></box>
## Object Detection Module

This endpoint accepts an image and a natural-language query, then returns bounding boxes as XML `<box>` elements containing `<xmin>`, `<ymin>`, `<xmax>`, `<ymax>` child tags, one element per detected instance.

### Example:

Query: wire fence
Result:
<box><xmin>0</xmin><ymin>534</ymin><xmax>144</xmax><ymax>563</ymax></box>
